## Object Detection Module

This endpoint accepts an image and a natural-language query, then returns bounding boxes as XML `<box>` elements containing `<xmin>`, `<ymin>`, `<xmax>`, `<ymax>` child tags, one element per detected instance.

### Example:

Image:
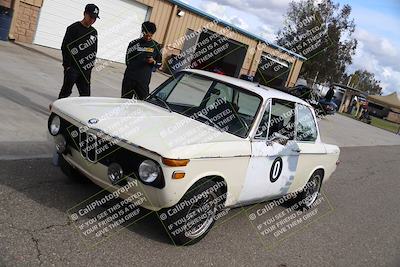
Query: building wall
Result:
<box><xmin>8</xmin><ymin>0</ymin><xmax>303</xmax><ymax>84</ymax></box>
<box><xmin>286</xmin><ymin>59</ymin><xmax>303</xmax><ymax>87</ymax></box>
<box><xmin>387</xmin><ymin>111</ymin><xmax>400</xmax><ymax>124</ymax></box>
<box><xmin>137</xmin><ymin>0</ymin><xmax>299</xmax><ymax>77</ymax></box>
<box><xmin>9</xmin><ymin>0</ymin><xmax>43</xmax><ymax>42</ymax></box>
<box><xmin>137</xmin><ymin>0</ymin><xmax>174</xmax><ymax>45</ymax></box>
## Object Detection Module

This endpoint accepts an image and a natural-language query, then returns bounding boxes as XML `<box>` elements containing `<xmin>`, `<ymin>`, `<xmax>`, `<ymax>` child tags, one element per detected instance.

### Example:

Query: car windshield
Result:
<box><xmin>146</xmin><ymin>72</ymin><xmax>262</xmax><ymax>138</ymax></box>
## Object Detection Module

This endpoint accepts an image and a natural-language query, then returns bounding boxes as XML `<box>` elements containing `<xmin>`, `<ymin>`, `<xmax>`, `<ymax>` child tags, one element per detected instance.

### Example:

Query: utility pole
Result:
<box><xmin>347</xmin><ymin>75</ymin><xmax>352</xmax><ymax>87</ymax></box>
<box><xmin>312</xmin><ymin>71</ymin><xmax>319</xmax><ymax>89</ymax></box>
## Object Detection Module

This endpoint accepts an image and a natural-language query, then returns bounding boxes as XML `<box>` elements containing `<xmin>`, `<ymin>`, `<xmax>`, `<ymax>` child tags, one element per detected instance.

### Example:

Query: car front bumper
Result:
<box><xmin>63</xmin><ymin>147</ymin><xmax>167</xmax><ymax>211</ymax></box>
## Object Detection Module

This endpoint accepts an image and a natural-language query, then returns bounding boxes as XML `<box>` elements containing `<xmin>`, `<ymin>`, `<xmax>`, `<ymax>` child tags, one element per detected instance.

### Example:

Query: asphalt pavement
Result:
<box><xmin>0</xmin><ymin>146</ymin><xmax>399</xmax><ymax>266</ymax></box>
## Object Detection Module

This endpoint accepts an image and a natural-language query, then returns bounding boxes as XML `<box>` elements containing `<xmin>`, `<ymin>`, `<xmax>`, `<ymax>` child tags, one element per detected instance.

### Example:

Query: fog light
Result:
<box><xmin>55</xmin><ymin>135</ymin><xmax>66</xmax><ymax>153</ymax></box>
<box><xmin>108</xmin><ymin>163</ymin><xmax>123</xmax><ymax>184</ymax></box>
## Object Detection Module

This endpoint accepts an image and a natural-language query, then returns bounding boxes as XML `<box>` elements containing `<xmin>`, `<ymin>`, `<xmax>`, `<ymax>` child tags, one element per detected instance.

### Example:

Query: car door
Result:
<box><xmin>289</xmin><ymin>103</ymin><xmax>326</xmax><ymax>192</ymax></box>
<box><xmin>237</xmin><ymin>98</ymin><xmax>301</xmax><ymax>205</ymax></box>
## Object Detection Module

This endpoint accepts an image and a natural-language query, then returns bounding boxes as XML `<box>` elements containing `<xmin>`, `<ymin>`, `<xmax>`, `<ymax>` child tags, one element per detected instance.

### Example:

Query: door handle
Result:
<box><xmin>292</xmin><ymin>148</ymin><xmax>301</xmax><ymax>153</ymax></box>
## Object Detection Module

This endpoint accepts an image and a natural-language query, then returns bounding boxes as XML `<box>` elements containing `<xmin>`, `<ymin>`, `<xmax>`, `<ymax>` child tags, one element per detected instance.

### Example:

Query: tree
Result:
<box><xmin>276</xmin><ymin>0</ymin><xmax>357</xmax><ymax>84</ymax></box>
<box><xmin>347</xmin><ymin>70</ymin><xmax>382</xmax><ymax>95</ymax></box>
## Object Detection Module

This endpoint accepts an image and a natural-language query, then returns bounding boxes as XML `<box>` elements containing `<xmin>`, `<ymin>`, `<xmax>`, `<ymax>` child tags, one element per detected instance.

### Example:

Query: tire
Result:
<box><xmin>315</xmin><ymin>108</ymin><xmax>326</xmax><ymax>118</ymax></box>
<box><xmin>59</xmin><ymin>155</ymin><xmax>89</xmax><ymax>183</ymax></box>
<box><xmin>161</xmin><ymin>179</ymin><xmax>226</xmax><ymax>246</ymax></box>
<box><xmin>293</xmin><ymin>170</ymin><xmax>323</xmax><ymax>209</ymax></box>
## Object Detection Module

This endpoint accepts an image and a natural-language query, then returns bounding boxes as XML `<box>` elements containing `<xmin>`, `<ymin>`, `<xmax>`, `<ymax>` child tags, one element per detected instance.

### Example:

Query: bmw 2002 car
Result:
<box><xmin>48</xmin><ymin>69</ymin><xmax>340</xmax><ymax>245</ymax></box>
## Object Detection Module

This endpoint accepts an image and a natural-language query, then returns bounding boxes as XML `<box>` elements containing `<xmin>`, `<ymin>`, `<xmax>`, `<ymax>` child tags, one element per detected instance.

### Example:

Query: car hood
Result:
<box><xmin>52</xmin><ymin>97</ymin><xmax>251</xmax><ymax>159</ymax></box>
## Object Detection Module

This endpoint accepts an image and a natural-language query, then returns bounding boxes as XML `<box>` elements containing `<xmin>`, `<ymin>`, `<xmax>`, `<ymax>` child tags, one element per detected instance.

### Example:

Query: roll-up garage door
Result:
<box><xmin>34</xmin><ymin>0</ymin><xmax>150</xmax><ymax>63</ymax></box>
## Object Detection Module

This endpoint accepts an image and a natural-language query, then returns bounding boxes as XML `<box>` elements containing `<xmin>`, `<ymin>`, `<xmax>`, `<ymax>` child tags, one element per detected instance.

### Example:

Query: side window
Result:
<box><xmin>268</xmin><ymin>99</ymin><xmax>295</xmax><ymax>140</ymax></box>
<box><xmin>255</xmin><ymin>101</ymin><xmax>271</xmax><ymax>139</ymax></box>
<box><xmin>296</xmin><ymin>104</ymin><xmax>318</xmax><ymax>141</ymax></box>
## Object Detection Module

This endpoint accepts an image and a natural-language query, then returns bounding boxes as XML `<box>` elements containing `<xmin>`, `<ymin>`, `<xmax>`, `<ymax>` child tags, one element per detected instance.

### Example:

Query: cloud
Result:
<box><xmin>257</xmin><ymin>25</ymin><xmax>276</xmax><ymax>42</ymax></box>
<box><xmin>351</xmin><ymin>6</ymin><xmax>400</xmax><ymax>42</ymax></box>
<box><xmin>200</xmin><ymin>0</ymin><xmax>295</xmax><ymax>35</ymax></box>
<box><xmin>354</xmin><ymin>29</ymin><xmax>399</xmax><ymax>66</ymax></box>
<box><xmin>349</xmin><ymin>28</ymin><xmax>400</xmax><ymax>94</ymax></box>
<box><xmin>200</xmin><ymin>2</ymin><xmax>249</xmax><ymax>30</ymax></box>
<box><xmin>217</xmin><ymin>0</ymin><xmax>291</xmax><ymax>13</ymax></box>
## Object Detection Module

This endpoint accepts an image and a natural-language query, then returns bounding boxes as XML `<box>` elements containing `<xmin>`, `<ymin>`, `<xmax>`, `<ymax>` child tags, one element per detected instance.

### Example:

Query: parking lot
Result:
<box><xmin>1</xmin><ymin>41</ymin><xmax>400</xmax><ymax>266</ymax></box>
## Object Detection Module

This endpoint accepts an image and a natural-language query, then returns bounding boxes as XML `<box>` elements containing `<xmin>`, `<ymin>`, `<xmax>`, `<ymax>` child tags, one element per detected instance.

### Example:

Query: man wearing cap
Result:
<box><xmin>121</xmin><ymin>21</ymin><xmax>162</xmax><ymax>99</ymax></box>
<box><xmin>58</xmin><ymin>4</ymin><xmax>99</xmax><ymax>99</ymax></box>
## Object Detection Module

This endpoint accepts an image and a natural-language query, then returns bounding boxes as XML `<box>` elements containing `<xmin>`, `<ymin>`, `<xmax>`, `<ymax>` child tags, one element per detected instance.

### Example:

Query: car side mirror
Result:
<box><xmin>267</xmin><ymin>132</ymin><xmax>289</xmax><ymax>146</ymax></box>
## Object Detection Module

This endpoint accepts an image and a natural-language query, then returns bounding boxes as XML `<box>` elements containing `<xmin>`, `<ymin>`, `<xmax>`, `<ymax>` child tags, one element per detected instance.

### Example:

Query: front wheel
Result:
<box><xmin>294</xmin><ymin>171</ymin><xmax>323</xmax><ymax>209</ymax></box>
<box><xmin>59</xmin><ymin>155</ymin><xmax>89</xmax><ymax>183</ymax></box>
<box><xmin>161</xmin><ymin>179</ymin><xmax>226</xmax><ymax>246</ymax></box>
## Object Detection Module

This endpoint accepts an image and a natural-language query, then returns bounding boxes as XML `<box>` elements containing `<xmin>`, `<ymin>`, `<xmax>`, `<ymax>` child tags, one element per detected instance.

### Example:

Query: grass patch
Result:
<box><xmin>370</xmin><ymin>116</ymin><xmax>400</xmax><ymax>133</ymax></box>
<box><xmin>339</xmin><ymin>112</ymin><xmax>400</xmax><ymax>134</ymax></box>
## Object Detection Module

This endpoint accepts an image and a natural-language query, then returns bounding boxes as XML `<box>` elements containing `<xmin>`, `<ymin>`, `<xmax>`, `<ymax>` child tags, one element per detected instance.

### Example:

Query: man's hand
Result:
<box><xmin>146</xmin><ymin>57</ymin><xmax>155</xmax><ymax>64</ymax></box>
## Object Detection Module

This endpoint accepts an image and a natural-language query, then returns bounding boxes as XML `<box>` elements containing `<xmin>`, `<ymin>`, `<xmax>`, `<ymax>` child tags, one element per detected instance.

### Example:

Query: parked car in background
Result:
<box><xmin>288</xmin><ymin>85</ymin><xmax>337</xmax><ymax>116</ymax></box>
<box><xmin>239</xmin><ymin>74</ymin><xmax>258</xmax><ymax>83</ymax></box>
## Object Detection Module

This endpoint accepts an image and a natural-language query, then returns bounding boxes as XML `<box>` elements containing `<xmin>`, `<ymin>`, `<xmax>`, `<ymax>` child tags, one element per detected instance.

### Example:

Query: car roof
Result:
<box><xmin>182</xmin><ymin>69</ymin><xmax>310</xmax><ymax>107</ymax></box>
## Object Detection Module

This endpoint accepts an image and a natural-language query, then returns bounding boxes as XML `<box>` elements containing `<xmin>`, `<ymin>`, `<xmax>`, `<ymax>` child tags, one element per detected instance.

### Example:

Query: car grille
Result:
<box><xmin>59</xmin><ymin>117</ymin><xmax>165</xmax><ymax>188</ymax></box>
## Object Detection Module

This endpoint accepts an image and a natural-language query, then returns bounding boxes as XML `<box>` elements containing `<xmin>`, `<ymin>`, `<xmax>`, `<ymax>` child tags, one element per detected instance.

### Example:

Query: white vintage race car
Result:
<box><xmin>48</xmin><ymin>69</ymin><xmax>340</xmax><ymax>245</ymax></box>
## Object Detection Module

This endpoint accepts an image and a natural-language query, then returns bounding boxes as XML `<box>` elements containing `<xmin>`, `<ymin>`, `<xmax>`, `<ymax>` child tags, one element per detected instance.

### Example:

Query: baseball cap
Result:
<box><xmin>85</xmin><ymin>4</ymin><xmax>100</xmax><ymax>19</ymax></box>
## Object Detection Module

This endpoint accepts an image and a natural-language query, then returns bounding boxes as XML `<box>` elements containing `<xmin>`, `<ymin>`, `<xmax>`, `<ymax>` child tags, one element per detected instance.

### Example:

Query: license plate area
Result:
<box><xmin>79</xmin><ymin>131</ymin><xmax>97</xmax><ymax>162</ymax></box>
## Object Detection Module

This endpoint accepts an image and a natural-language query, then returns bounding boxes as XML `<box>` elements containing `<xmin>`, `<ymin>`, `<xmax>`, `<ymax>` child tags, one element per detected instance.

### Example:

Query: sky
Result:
<box><xmin>183</xmin><ymin>0</ymin><xmax>400</xmax><ymax>95</ymax></box>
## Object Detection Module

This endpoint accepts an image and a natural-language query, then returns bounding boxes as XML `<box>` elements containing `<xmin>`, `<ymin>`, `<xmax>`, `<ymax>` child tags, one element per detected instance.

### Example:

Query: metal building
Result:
<box><xmin>4</xmin><ymin>0</ymin><xmax>306</xmax><ymax>88</ymax></box>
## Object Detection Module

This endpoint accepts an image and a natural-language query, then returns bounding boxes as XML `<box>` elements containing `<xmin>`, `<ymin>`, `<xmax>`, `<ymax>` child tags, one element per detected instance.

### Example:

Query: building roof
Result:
<box><xmin>184</xmin><ymin>69</ymin><xmax>310</xmax><ymax>106</ymax></box>
<box><xmin>333</xmin><ymin>83</ymin><xmax>368</xmax><ymax>96</ymax></box>
<box><xmin>169</xmin><ymin>0</ymin><xmax>307</xmax><ymax>61</ymax></box>
<box><xmin>368</xmin><ymin>92</ymin><xmax>400</xmax><ymax>109</ymax></box>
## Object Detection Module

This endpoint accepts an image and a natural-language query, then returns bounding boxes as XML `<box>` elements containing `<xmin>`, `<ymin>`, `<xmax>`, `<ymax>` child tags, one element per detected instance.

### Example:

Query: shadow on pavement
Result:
<box><xmin>0</xmin><ymin>158</ymin><xmax>172</xmax><ymax>245</ymax></box>
<box><xmin>0</xmin><ymin>84</ymin><xmax>49</xmax><ymax>117</ymax></box>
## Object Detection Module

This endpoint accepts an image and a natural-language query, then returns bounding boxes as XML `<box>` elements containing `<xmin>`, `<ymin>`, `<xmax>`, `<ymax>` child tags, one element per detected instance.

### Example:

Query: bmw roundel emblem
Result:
<box><xmin>88</xmin><ymin>118</ymin><xmax>99</xmax><ymax>124</ymax></box>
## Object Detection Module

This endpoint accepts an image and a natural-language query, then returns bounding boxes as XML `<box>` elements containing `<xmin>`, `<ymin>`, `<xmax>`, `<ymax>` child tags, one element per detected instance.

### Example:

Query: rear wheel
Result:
<box><xmin>315</xmin><ymin>108</ymin><xmax>326</xmax><ymax>118</ymax></box>
<box><xmin>294</xmin><ymin>170</ymin><xmax>323</xmax><ymax>209</ymax></box>
<box><xmin>162</xmin><ymin>179</ymin><xmax>226</xmax><ymax>246</ymax></box>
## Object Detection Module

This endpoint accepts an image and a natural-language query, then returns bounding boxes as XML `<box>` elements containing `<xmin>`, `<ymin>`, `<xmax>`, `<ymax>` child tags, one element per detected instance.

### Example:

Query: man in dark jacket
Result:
<box><xmin>58</xmin><ymin>4</ymin><xmax>99</xmax><ymax>99</ymax></box>
<box><xmin>121</xmin><ymin>21</ymin><xmax>162</xmax><ymax>99</ymax></box>
<box><xmin>325</xmin><ymin>85</ymin><xmax>335</xmax><ymax>102</ymax></box>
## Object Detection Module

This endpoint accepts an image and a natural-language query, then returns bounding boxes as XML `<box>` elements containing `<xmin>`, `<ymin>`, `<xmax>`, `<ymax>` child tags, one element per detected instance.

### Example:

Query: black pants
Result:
<box><xmin>121</xmin><ymin>74</ymin><xmax>149</xmax><ymax>100</ymax></box>
<box><xmin>58</xmin><ymin>67</ymin><xmax>91</xmax><ymax>99</ymax></box>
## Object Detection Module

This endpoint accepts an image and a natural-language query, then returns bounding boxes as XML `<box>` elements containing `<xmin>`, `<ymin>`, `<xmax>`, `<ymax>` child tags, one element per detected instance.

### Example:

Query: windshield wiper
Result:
<box><xmin>198</xmin><ymin>114</ymin><xmax>224</xmax><ymax>132</ymax></box>
<box><xmin>152</xmin><ymin>96</ymin><xmax>172</xmax><ymax>113</ymax></box>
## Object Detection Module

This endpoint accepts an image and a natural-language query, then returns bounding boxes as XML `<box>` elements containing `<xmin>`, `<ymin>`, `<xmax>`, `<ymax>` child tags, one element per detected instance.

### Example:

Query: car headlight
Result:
<box><xmin>139</xmin><ymin>160</ymin><xmax>160</xmax><ymax>183</ymax></box>
<box><xmin>49</xmin><ymin>115</ymin><xmax>61</xmax><ymax>136</ymax></box>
